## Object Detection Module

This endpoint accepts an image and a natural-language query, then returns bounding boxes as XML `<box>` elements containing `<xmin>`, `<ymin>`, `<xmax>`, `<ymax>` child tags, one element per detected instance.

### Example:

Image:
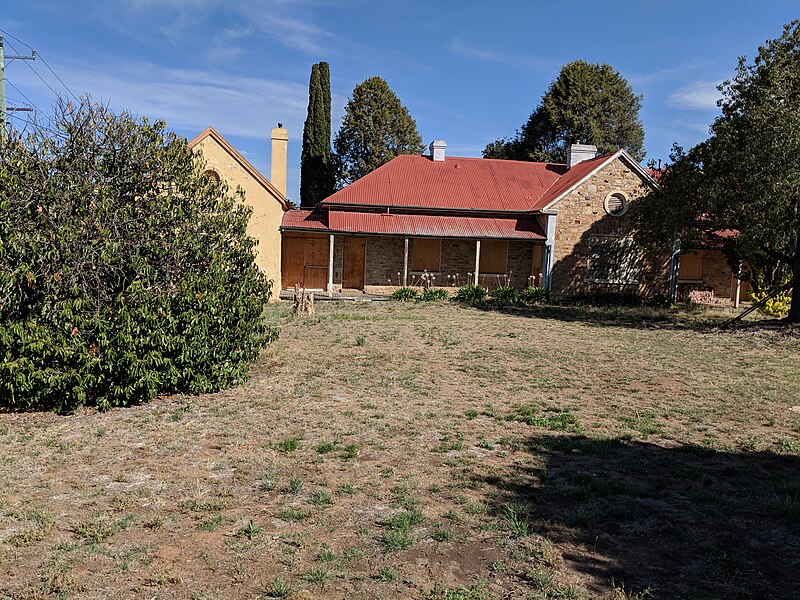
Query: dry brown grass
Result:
<box><xmin>1</xmin><ymin>301</ymin><xmax>799</xmax><ymax>599</ymax></box>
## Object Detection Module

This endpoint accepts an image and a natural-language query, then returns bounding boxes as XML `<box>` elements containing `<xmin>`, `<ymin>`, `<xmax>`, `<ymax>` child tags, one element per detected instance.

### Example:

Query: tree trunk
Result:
<box><xmin>788</xmin><ymin>266</ymin><xmax>800</xmax><ymax>323</ymax></box>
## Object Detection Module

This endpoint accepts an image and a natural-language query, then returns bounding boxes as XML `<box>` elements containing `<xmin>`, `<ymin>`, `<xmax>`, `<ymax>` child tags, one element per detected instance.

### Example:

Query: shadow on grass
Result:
<box><xmin>466</xmin><ymin>301</ymin><xmax>790</xmax><ymax>334</ymax></box>
<box><xmin>483</xmin><ymin>434</ymin><xmax>800</xmax><ymax>599</ymax></box>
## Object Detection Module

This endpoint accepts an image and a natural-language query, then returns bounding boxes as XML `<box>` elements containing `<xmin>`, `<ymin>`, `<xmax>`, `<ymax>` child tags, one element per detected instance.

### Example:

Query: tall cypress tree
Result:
<box><xmin>300</xmin><ymin>62</ymin><xmax>334</xmax><ymax>207</ymax></box>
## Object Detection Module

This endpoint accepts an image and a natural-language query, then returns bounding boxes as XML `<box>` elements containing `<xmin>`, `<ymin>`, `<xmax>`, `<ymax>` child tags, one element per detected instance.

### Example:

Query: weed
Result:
<box><xmin>341</xmin><ymin>443</ymin><xmax>359</xmax><ymax>459</ymax></box>
<box><xmin>72</xmin><ymin>515</ymin><xmax>133</xmax><ymax>543</ymax></box>
<box><xmin>278</xmin><ymin>438</ymin><xmax>299</xmax><ymax>453</ymax></box>
<box><xmin>278</xmin><ymin>507</ymin><xmax>307</xmax><ymax>522</ymax></box>
<box><xmin>263</xmin><ymin>577</ymin><xmax>293</xmax><ymax>598</ymax></box>
<box><xmin>778</xmin><ymin>438</ymin><xmax>800</xmax><ymax>453</ymax></box>
<box><xmin>310</xmin><ymin>490</ymin><xmax>333</xmax><ymax>507</ymax></box>
<box><xmin>343</xmin><ymin>547</ymin><xmax>367</xmax><ymax>561</ymax></box>
<box><xmin>355</xmin><ymin>334</ymin><xmax>366</xmax><ymax>346</ymax></box>
<box><xmin>144</xmin><ymin>517</ymin><xmax>165</xmax><ymax>530</ymax></box>
<box><xmin>197</xmin><ymin>514</ymin><xmax>224</xmax><ymax>531</ymax></box>
<box><xmin>6</xmin><ymin>526</ymin><xmax>47</xmax><ymax>547</ymax></box>
<box><xmin>316</xmin><ymin>437</ymin><xmax>340</xmax><ymax>453</ymax></box>
<box><xmin>300</xmin><ymin>566</ymin><xmax>329</xmax><ymax>585</ymax></box>
<box><xmin>378</xmin><ymin>566</ymin><xmax>397</xmax><ymax>581</ymax></box>
<box><xmin>431</xmin><ymin>527</ymin><xmax>454</xmax><ymax>541</ymax></box>
<box><xmin>506</xmin><ymin>405</ymin><xmax>580</xmax><ymax>432</ymax></box>
<box><xmin>501</xmin><ymin>503</ymin><xmax>530</xmax><ymax>538</ymax></box>
<box><xmin>337</xmin><ymin>483</ymin><xmax>356</xmax><ymax>495</ymax></box>
<box><xmin>422</xmin><ymin>581</ymin><xmax>492</xmax><ymax>599</ymax></box>
<box><xmin>288</xmin><ymin>476</ymin><xmax>304</xmax><ymax>494</ymax></box>
<box><xmin>465</xmin><ymin>409</ymin><xmax>478</xmax><ymax>419</ymax></box>
<box><xmin>235</xmin><ymin>520</ymin><xmax>263</xmax><ymax>540</ymax></box>
<box><xmin>383</xmin><ymin>529</ymin><xmax>414</xmax><ymax>552</ymax></box>
<box><xmin>316</xmin><ymin>545</ymin><xmax>337</xmax><ymax>562</ymax></box>
<box><xmin>526</xmin><ymin>569</ymin><xmax>554</xmax><ymax>590</ymax></box>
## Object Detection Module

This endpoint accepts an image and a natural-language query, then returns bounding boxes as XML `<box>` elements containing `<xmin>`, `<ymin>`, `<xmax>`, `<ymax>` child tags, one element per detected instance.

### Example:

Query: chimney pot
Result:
<box><xmin>566</xmin><ymin>143</ymin><xmax>598</xmax><ymax>169</ymax></box>
<box><xmin>430</xmin><ymin>140</ymin><xmax>447</xmax><ymax>162</ymax></box>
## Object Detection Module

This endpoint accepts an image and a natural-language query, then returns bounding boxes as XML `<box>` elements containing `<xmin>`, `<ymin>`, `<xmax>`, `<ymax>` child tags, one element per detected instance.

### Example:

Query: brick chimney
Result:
<box><xmin>566</xmin><ymin>143</ymin><xmax>597</xmax><ymax>168</ymax></box>
<box><xmin>270</xmin><ymin>124</ymin><xmax>288</xmax><ymax>197</ymax></box>
<box><xmin>430</xmin><ymin>140</ymin><xmax>447</xmax><ymax>162</ymax></box>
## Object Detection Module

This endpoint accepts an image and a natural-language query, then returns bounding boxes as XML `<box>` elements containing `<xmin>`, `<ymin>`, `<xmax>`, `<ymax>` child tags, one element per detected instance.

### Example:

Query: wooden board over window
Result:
<box><xmin>678</xmin><ymin>251</ymin><xmax>702</xmax><ymax>280</ymax></box>
<box><xmin>480</xmin><ymin>240</ymin><xmax>508</xmax><ymax>274</ymax></box>
<box><xmin>411</xmin><ymin>238</ymin><xmax>441</xmax><ymax>271</ymax></box>
<box><xmin>281</xmin><ymin>234</ymin><xmax>329</xmax><ymax>289</ymax></box>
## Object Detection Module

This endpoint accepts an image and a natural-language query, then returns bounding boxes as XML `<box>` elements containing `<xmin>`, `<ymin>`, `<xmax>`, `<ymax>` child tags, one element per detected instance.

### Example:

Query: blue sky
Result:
<box><xmin>4</xmin><ymin>1</ymin><xmax>799</xmax><ymax>202</ymax></box>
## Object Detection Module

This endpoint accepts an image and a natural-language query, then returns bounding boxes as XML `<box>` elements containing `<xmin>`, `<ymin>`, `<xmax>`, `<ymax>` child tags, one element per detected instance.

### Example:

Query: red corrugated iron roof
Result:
<box><xmin>282</xmin><ymin>210</ymin><xmax>545</xmax><ymax>240</ymax></box>
<box><xmin>530</xmin><ymin>154</ymin><xmax>615</xmax><ymax>210</ymax></box>
<box><xmin>322</xmin><ymin>155</ymin><xmax>568</xmax><ymax>212</ymax></box>
<box><xmin>281</xmin><ymin>209</ymin><xmax>328</xmax><ymax>230</ymax></box>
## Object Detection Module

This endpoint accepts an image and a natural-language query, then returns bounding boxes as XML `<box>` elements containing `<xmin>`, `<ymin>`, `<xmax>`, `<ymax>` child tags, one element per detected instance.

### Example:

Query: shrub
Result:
<box><xmin>490</xmin><ymin>285</ymin><xmax>519</xmax><ymax>307</ymax></box>
<box><xmin>0</xmin><ymin>98</ymin><xmax>277</xmax><ymax>411</ymax></box>
<box><xmin>452</xmin><ymin>284</ymin><xmax>487</xmax><ymax>305</ymax></box>
<box><xmin>390</xmin><ymin>287</ymin><xmax>419</xmax><ymax>302</ymax></box>
<box><xmin>418</xmin><ymin>288</ymin><xmax>450</xmax><ymax>302</ymax></box>
<box><xmin>750</xmin><ymin>289</ymin><xmax>790</xmax><ymax>318</ymax></box>
<box><xmin>517</xmin><ymin>286</ymin><xmax>549</xmax><ymax>305</ymax></box>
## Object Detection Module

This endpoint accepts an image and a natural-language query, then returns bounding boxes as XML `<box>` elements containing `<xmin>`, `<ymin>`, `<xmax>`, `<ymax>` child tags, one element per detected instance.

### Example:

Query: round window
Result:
<box><xmin>604</xmin><ymin>192</ymin><xmax>629</xmax><ymax>216</ymax></box>
<box><xmin>203</xmin><ymin>169</ymin><xmax>221</xmax><ymax>182</ymax></box>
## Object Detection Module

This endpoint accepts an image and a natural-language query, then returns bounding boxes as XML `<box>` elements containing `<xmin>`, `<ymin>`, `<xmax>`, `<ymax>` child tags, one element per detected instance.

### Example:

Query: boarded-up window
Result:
<box><xmin>411</xmin><ymin>238</ymin><xmax>441</xmax><ymax>271</ymax></box>
<box><xmin>281</xmin><ymin>234</ymin><xmax>329</xmax><ymax>290</ymax></box>
<box><xmin>480</xmin><ymin>240</ymin><xmax>508</xmax><ymax>274</ymax></box>
<box><xmin>585</xmin><ymin>236</ymin><xmax>640</xmax><ymax>284</ymax></box>
<box><xmin>678</xmin><ymin>251</ymin><xmax>702</xmax><ymax>280</ymax></box>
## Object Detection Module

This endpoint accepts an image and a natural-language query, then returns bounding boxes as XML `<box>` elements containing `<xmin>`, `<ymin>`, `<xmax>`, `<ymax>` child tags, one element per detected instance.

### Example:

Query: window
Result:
<box><xmin>479</xmin><ymin>240</ymin><xmax>508</xmax><ymax>274</ymax></box>
<box><xmin>585</xmin><ymin>235</ymin><xmax>640</xmax><ymax>284</ymax></box>
<box><xmin>604</xmin><ymin>191</ymin><xmax>629</xmax><ymax>216</ymax></box>
<box><xmin>411</xmin><ymin>238</ymin><xmax>441</xmax><ymax>271</ymax></box>
<box><xmin>203</xmin><ymin>169</ymin><xmax>221</xmax><ymax>183</ymax></box>
<box><xmin>678</xmin><ymin>251</ymin><xmax>702</xmax><ymax>280</ymax></box>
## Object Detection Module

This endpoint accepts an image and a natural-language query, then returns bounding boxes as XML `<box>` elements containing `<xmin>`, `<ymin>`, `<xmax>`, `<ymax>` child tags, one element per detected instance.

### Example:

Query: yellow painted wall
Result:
<box><xmin>192</xmin><ymin>136</ymin><xmax>284</xmax><ymax>294</ymax></box>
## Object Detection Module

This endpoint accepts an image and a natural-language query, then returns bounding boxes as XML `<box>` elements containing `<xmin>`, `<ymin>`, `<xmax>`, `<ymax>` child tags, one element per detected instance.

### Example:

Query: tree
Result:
<box><xmin>636</xmin><ymin>21</ymin><xmax>800</xmax><ymax>321</ymax></box>
<box><xmin>333</xmin><ymin>77</ymin><xmax>424</xmax><ymax>186</ymax></box>
<box><xmin>0</xmin><ymin>98</ymin><xmax>277</xmax><ymax>411</ymax></box>
<box><xmin>300</xmin><ymin>61</ymin><xmax>334</xmax><ymax>206</ymax></box>
<box><xmin>484</xmin><ymin>60</ymin><xmax>645</xmax><ymax>163</ymax></box>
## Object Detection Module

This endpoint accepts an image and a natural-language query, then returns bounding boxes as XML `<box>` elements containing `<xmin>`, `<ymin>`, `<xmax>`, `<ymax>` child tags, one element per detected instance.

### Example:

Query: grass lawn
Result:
<box><xmin>1</xmin><ymin>301</ymin><xmax>799</xmax><ymax>599</ymax></box>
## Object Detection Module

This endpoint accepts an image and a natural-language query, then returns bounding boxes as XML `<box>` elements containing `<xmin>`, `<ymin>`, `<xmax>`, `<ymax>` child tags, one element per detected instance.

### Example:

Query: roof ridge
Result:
<box><xmin>187</xmin><ymin>126</ymin><xmax>287</xmax><ymax>208</ymax></box>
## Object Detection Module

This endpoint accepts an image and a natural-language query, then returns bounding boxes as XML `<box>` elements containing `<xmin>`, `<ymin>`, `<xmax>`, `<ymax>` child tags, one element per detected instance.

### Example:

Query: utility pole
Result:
<box><xmin>1</xmin><ymin>35</ymin><xmax>36</xmax><ymax>142</ymax></box>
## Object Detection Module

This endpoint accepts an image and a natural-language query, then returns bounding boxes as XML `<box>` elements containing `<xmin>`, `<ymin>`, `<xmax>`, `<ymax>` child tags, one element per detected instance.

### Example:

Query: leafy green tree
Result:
<box><xmin>333</xmin><ymin>77</ymin><xmax>424</xmax><ymax>186</ymax></box>
<box><xmin>300</xmin><ymin>61</ymin><xmax>334</xmax><ymax>206</ymax></box>
<box><xmin>636</xmin><ymin>21</ymin><xmax>800</xmax><ymax>321</ymax></box>
<box><xmin>0</xmin><ymin>98</ymin><xmax>277</xmax><ymax>411</ymax></box>
<box><xmin>484</xmin><ymin>60</ymin><xmax>645</xmax><ymax>163</ymax></box>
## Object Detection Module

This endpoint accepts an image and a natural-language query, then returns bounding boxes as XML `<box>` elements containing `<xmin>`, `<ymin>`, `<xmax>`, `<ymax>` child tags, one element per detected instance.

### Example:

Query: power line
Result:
<box><xmin>6</xmin><ymin>80</ymin><xmax>38</xmax><ymax>111</ymax></box>
<box><xmin>0</xmin><ymin>28</ymin><xmax>33</xmax><ymax>50</ymax></box>
<box><xmin>4</xmin><ymin>38</ymin><xmax>60</xmax><ymax>99</ymax></box>
<box><xmin>38</xmin><ymin>54</ymin><xmax>79</xmax><ymax>102</ymax></box>
<box><xmin>0</xmin><ymin>30</ymin><xmax>79</xmax><ymax>102</ymax></box>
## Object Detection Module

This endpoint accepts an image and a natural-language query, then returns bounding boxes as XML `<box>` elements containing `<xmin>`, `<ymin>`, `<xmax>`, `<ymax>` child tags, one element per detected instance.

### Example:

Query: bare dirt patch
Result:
<box><xmin>1</xmin><ymin>301</ymin><xmax>798</xmax><ymax>599</ymax></box>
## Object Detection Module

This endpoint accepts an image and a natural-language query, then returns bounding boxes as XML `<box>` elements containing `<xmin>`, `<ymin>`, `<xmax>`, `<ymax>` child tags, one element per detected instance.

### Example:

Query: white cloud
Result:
<box><xmin>448</xmin><ymin>38</ymin><xmax>558</xmax><ymax>72</ymax></box>
<box><xmin>667</xmin><ymin>80</ymin><xmax>723</xmax><ymax>111</ymax></box>
<box><xmin>13</xmin><ymin>59</ymin><xmax>309</xmax><ymax>141</ymax></box>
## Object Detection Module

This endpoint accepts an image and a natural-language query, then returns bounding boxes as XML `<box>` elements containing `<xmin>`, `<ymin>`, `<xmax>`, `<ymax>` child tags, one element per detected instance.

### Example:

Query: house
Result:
<box><xmin>188</xmin><ymin>125</ymin><xmax>289</xmax><ymax>292</ymax></box>
<box><xmin>677</xmin><ymin>230</ymin><xmax>751</xmax><ymax>306</ymax></box>
<box><xmin>280</xmin><ymin>142</ymin><xmax>676</xmax><ymax>299</ymax></box>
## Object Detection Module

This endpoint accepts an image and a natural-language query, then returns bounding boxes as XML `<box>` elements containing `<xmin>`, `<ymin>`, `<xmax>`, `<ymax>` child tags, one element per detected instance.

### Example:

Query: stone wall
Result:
<box><xmin>550</xmin><ymin>157</ymin><xmax>670</xmax><ymax>299</ymax></box>
<box><xmin>365</xmin><ymin>237</ymin><xmax>406</xmax><ymax>289</ymax></box>
<box><xmin>440</xmin><ymin>239</ymin><xmax>476</xmax><ymax>288</ymax></box>
<box><xmin>507</xmin><ymin>241</ymin><xmax>537</xmax><ymax>289</ymax></box>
